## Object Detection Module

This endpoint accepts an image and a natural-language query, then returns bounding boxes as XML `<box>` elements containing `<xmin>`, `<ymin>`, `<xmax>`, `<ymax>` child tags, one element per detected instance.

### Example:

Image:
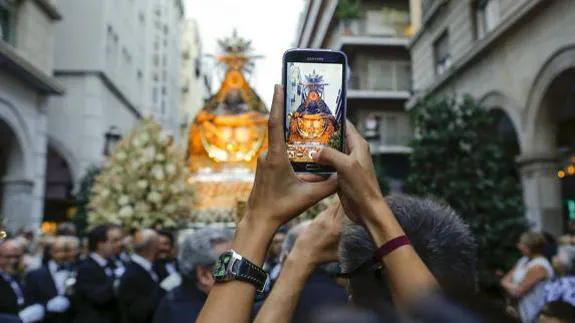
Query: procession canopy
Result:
<box><xmin>187</xmin><ymin>30</ymin><xmax>268</xmax><ymax>221</ymax></box>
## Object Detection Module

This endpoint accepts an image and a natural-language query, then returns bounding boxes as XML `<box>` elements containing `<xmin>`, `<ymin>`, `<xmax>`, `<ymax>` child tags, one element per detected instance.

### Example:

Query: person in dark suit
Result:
<box><xmin>152</xmin><ymin>226</ymin><xmax>232</xmax><ymax>323</ymax></box>
<box><xmin>1</xmin><ymin>239</ymin><xmax>45</xmax><ymax>322</ymax></box>
<box><xmin>118</xmin><ymin>229</ymin><xmax>178</xmax><ymax>323</ymax></box>
<box><xmin>25</xmin><ymin>236</ymin><xmax>75</xmax><ymax>323</ymax></box>
<box><xmin>0</xmin><ymin>239</ymin><xmax>26</xmax><ymax>315</ymax></box>
<box><xmin>153</xmin><ymin>230</ymin><xmax>178</xmax><ymax>281</ymax></box>
<box><xmin>73</xmin><ymin>224</ymin><xmax>123</xmax><ymax>323</ymax></box>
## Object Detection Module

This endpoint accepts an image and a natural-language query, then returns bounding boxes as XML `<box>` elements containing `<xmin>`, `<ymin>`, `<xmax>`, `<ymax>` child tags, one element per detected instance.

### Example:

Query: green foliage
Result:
<box><xmin>406</xmin><ymin>95</ymin><xmax>527</xmax><ymax>290</ymax></box>
<box><xmin>374</xmin><ymin>161</ymin><xmax>391</xmax><ymax>195</ymax></box>
<box><xmin>336</xmin><ymin>0</ymin><xmax>361</xmax><ymax>21</ymax></box>
<box><xmin>74</xmin><ymin>167</ymin><xmax>101</xmax><ymax>237</ymax></box>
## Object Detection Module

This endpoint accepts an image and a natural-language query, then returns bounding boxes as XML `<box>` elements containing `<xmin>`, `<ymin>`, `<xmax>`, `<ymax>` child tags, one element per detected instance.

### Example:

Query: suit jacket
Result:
<box><xmin>0</xmin><ymin>313</ymin><xmax>23</xmax><ymax>323</ymax></box>
<box><xmin>24</xmin><ymin>265</ymin><xmax>75</xmax><ymax>323</ymax></box>
<box><xmin>0</xmin><ymin>273</ymin><xmax>24</xmax><ymax>315</ymax></box>
<box><xmin>153</xmin><ymin>259</ymin><xmax>178</xmax><ymax>282</ymax></box>
<box><xmin>152</xmin><ymin>282</ymin><xmax>206</xmax><ymax>323</ymax></box>
<box><xmin>118</xmin><ymin>261</ymin><xmax>165</xmax><ymax>323</ymax></box>
<box><xmin>73</xmin><ymin>257</ymin><xmax>120</xmax><ymax>323</ymax></box>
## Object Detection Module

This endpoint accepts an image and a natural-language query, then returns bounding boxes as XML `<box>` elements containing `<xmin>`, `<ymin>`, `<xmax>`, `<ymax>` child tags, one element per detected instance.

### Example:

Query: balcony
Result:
<box><xmin>328</xmin><ymin>9</ymin><xmax>412</xmax><ymax>50</ymax></box>
<box><xmin>348</xmin><ymin>60</ymin><xmax>411</xmax><ymax>100</ymax></box>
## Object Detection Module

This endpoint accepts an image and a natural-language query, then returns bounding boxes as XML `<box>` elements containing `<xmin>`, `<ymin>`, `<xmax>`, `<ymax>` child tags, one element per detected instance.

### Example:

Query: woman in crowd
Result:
<box><xmin>501</xmin><ymin>232</ymin><xmax>555</xmax><ymax>323</ymax></box>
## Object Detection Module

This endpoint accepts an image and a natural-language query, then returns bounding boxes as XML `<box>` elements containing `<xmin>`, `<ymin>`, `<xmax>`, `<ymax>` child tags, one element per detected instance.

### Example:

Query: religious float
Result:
<box><xmin>187</xmin><ymin>31</ymin><xmax>267</xmax><ymax>222</ymax></box>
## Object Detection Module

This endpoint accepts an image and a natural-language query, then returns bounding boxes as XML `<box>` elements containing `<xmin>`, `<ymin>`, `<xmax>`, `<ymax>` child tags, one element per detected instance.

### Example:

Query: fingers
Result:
<box><xmin>344</xmin><ymin>120</ymin><xmax>367</xmax><ymax>153</ymax></box>
<box><xmin>305</xmin><ymin>174</ymin><xmax>338</xmax><ymax>202</ymax></box>
<box><xmin>296</xmin><ymin>173</ymin><xmax>329</xmax><ymax>183</ymax></box>
<box><xmin>267</xmin><ymin>85</ymin><xmax>286</xmax><ymax>155</ymax></box>
<box><xmin>315</xmin><ymin>147</ymin><xmax>349</xmax><ymax>170</ymax></box>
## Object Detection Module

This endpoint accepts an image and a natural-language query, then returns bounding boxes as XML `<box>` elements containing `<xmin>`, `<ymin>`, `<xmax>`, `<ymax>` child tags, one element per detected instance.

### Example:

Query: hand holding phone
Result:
<box><xmin>282</xmin><ymin>49</ymin><xmax>347</xmax><ymax>174</ymax></box>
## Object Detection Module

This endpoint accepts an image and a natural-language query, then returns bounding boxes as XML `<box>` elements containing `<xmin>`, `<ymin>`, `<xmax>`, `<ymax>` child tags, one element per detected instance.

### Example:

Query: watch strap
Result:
<box><xmin>235</xmin><ymin>257</ymin><xmax>268</xmax><ymax>293</ymax></box>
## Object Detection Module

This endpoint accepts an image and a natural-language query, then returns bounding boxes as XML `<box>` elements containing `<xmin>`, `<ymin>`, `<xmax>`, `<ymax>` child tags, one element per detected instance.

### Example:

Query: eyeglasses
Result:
<box><xmin>336</xmin><ymin>256</ymin><xmax>384</xmax><ymax>279</ymax></box>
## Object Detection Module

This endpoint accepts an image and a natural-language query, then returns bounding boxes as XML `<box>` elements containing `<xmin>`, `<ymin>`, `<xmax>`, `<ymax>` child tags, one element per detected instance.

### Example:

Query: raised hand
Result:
<box><xmin>315</xmin><ymin>120</ymin><xmax>383</xmax><ymax>224</ymax></box>
<box><xmin>246</xmin><ymin>85</ymin><xmax>337</xmax><ymax>227</ymax></box>
<box><xmin>290</xmin><ymin>199</ymin><xmax>344</xmax><ymax>265</ymax></box>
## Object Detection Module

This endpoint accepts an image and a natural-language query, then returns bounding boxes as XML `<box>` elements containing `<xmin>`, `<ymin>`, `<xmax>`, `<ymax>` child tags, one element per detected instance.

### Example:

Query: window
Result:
<box><xmin>0</xmin><ymin>1</ymin><xmax>15</xmax><ymax>44</ymax></box>
<box><xmin>162</xmin><ymin>55</ymin><xmax>167</xmax><ymax>67</ymax></box>
<box><xmin>433</xmin><ymin>31</ymin><xmax>451</xmax><ymax>76</ymax></box>
<box><xmin>366</xmin><ymin>113</ymin><xmax>411</xmax><ymax>147</ymax></box>
<box><xmin>162</xmin><ymin>86</ymin><xmax>166</xmax><ymax>95</ymax></box>
<box><xmin>153</xmin><ymin>54</ymin><xmax>159</xmax><ymax>66</ymax></box>
<box><xmin>475</xmin><ymin>0</ymin><xmax>500</xmax><ymax>39</ymax></box>
<box><xmin>163</xmin><ymin>25</ymin><xmax>168</xmax><ymax>35</ymax></box>
<box><xmin>139</xmin><ymin>12</ymin><xmax>145</xmax><ymax>23</ymax></box>
<box><xmin>152</xmin><ymin>87</ymin><xmax>158</xmax><ymax>103</ymax></box>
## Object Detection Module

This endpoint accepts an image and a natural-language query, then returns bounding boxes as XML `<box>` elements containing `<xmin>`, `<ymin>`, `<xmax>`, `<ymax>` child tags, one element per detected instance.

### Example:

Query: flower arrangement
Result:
<box><xmin>88</xmin><ymin>118</ymin><xmax>195</xmax><ymax>230</ymax></box>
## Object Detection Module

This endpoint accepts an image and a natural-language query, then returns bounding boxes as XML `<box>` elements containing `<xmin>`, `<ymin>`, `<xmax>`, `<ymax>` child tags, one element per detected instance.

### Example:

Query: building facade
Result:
<box><xmin>179</xmin><ymin>19</ymin><xmax>212</xmax><ymax>144</ymax></box>
<box><xmin>409</xmin><ymin>0</ymin><xmax>575</xmax><ymax>233</ymax></box>
<box><xmin>0</xmin><ymin>0</ymin><xmax>64</xmax><ymax>231</ymax></box>
<box><xmin>144</xmin><ymin>0</ymin><xmax>184</xmax><ymax>138</ymax></box>
<box><xmin>296</xmin><ymin>0</ymin><xmax>421</xmax><ymax>190</ymax></box>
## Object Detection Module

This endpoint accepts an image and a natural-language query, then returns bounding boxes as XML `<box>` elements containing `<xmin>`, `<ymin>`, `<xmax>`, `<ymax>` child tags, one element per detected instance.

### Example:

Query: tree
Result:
<box><xmin>74</xmin><ymin>167</ymin><xmax>101</xmax><ymax>237</ymax></box>
<box><xmin>88</xmin><ymin>118</ymin><xmax>195</xmax><ymax>230</ymax></box>
<box><xmin>406</xmin><ymin>95</ymin><xmax>526</xmax><ymax>291</ymax></box>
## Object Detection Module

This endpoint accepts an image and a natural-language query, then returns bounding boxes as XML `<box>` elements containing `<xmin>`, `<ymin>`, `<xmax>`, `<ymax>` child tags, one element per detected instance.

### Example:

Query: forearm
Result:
<box><xmin>363</xmin><ymin>198</ymin><xmax>439</xmax><ymax>307</ymax></box>
<box><xmin>254</xmin><ymin>254</ymin><xmax>314</xmax><ymax>323</ymax></box>
<box><xmin>197</xmin><ymin>214</ymin><xmax>277</xmax><ymax>323</ymax></box>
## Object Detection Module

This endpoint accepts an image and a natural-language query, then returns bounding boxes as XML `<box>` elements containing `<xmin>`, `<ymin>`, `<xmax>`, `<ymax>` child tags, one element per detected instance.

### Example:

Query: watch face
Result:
<box><xmin>213</xmin><ymin>252</ymin><xmax>233</xmax><ymax>279</ymax></box>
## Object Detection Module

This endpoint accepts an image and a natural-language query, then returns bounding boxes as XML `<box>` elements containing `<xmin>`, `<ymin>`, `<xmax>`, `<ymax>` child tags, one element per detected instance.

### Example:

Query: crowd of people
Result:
<box><xmin>1</xmin><ymin>85</ymin><xmax>575</xmax><ymax>323</ymax></box>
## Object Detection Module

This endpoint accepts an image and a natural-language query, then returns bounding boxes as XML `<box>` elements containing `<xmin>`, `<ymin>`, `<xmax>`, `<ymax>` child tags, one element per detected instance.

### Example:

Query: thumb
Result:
<box><xmin>315</xmin><ymin>147</ymin><xmax>348</xmax><ymax>170</ymax></box>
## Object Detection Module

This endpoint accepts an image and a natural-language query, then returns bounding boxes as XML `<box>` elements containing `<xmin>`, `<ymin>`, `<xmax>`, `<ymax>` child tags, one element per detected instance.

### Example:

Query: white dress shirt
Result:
<box><xmin>48</xmin><ymin>261</ymin><xmax>68</xmax><ymax>295</ymax></box>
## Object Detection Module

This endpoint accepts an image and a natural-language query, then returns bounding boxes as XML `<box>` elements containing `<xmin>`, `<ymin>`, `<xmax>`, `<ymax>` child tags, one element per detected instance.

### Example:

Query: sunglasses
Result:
<box><xmin>336</xmin><ymin>256</ymin><xmax>384</xmax><ymax>279</ymax></box>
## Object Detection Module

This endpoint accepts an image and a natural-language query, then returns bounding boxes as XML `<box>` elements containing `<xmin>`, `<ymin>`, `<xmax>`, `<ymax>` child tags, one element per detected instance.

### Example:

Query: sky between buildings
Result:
<box><xmin>185</xmin><ymin>0</ymin><xmax>306</xmax><ymax>108</ymax></box>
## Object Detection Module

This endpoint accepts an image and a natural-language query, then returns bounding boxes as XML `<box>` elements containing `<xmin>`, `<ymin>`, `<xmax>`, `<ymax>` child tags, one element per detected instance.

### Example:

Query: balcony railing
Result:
<box><xmin>328</xmin><ymin>9</ymin><xmax>412</xmax><ymax>48</ymax></box>
<box><xmin>350</xmin><ymin>61</ymin><xmax>411</xmax><ymax>92</ymax></box>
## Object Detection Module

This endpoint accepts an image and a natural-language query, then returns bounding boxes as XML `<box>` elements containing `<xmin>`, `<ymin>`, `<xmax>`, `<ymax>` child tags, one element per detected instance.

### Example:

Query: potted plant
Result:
<box><xmin>336</xmin><ymin>0</ymin><xmax>361</xmax><ymax>36</ymax></box>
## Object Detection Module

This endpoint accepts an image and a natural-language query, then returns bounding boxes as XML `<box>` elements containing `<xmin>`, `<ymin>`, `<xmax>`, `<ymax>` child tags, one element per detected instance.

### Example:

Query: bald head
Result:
<box><xmin>0</xmin><ymin>239</ymin><xmax>23</xmax><ymax>274</ymax></box>
<box><xmin>133</xmin><ymin>229</ymin><xmax>159</xmax><ymax>262</ymax></box>
<box><xmin>50</xmin><ymin>236</ymin><xmax>68</xmax><ymax>265</ymax></box>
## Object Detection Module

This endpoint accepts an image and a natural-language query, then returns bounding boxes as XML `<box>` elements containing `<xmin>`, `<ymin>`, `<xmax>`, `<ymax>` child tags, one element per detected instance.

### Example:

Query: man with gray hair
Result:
<box><xmin>153</xmin><ymin>225</ymin><xmax>232</xmax><ymax>323</ymax></box>
<box><xmin>339</xmin><ymin>194</ymin><xmax>477</xmax><ymax>313</ymax></box>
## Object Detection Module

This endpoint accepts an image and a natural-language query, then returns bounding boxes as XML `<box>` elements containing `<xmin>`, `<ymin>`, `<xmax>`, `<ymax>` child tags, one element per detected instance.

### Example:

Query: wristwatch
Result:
<box><xmin>213</xmin><ymin>250</ymin><xmax>270</xmax><ymax>293</ymax></box>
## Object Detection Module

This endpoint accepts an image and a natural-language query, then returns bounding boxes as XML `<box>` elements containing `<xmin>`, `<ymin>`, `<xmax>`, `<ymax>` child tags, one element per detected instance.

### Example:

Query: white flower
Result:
<box><xmin>151</xmin><ymin>165</ymin><xmax>165</xmax><ymax>180</ymax></box>
<box><xmin>156</xmin><ymin>154</ymin><xmax>166</xmax><ymax>161</ymax></box>
<box><xmin>118</xmin><ymin>195</ymin><xmax>130</xmax><ymax>206</ymax></box>
<box><xmin>132</xmin><ymin>138</ymin><xmax>142</xmax><ymax>147</ymax></box>
<box><xmin>119</xmin><ymin>206</ymin><xmax>134</xmax><ymax>218</ymax></box>
<box><xmin>137</xmin><ymin>180</ymin><xmax>148</xmax><ymax>189</ymax></box>
<box><xmin>135</xmin><ymin>201</ymin><xmax>151</xmax><ymax>212</ymax></box>
<box><xmin>147</xmin><ymin>191</ymin><xmax>162</xmax><ymax>203</ymax></box>
<box><xmin>116</xmin><ymin>151</ymin><xmax>128</xmax><ymax>160</ymax></box>
<box><xmin>159</xmin><ymin>131</ymin><xmax>170</xmax><ymax>144</ymax></box>
<box><xmin>143</xmin><ymin>147</ymin><xmax>156</xmax><ymax>160</ymax></box>
<box><xmin>165</xmin><ymin>163</ymin><xmax>176</xmax><ymax>175</ymax></box>
<box><xmin>140</xmin><ymin>133</ymin><xmax>150</xmax><ymax>144</ymax></box>
<box><xmin>164</xmin><ymin>204</ymin><xmax>176</xmax><ymax>213</ymax></box>
<box><xmin>101</xmin><ymin>189</ymin><xmax>111</xmax><ymax>197</ymax></box>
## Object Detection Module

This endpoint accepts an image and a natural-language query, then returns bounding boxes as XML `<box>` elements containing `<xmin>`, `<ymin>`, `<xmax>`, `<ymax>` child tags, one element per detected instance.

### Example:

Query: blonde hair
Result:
<box><xmin>519</xmin><ymin>232</ymin><xmax>546</xmax><ymax>255</ymax></box>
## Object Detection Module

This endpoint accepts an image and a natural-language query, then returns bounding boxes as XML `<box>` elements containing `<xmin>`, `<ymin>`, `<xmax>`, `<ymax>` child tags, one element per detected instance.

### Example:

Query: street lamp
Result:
<box><xmin>104</xmin><ymin>126</ymin><xmax>122</xmax><ymax>156</ymax></box>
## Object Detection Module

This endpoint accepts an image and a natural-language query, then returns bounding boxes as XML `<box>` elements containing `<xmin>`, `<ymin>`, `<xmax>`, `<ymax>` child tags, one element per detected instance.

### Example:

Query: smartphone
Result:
<box><xmin>282</xmin><ymin>49</ymin><xmax>347</xmax><ymax>173</ymax></box>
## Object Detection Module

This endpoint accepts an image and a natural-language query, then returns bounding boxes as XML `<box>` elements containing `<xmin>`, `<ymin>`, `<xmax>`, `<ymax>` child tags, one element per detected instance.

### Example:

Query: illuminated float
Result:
<box><xmin>187</xmin><ymin>31</ymin><xmax>267</xmax><ymax>222</ymax></box>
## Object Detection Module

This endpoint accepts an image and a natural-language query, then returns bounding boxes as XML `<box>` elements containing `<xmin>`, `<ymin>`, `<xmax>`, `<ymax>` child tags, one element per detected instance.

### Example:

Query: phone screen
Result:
<box><xmin>285</xmin><ymin>61</ymin><xmax>345</xmax><ymax>165</ymax></box>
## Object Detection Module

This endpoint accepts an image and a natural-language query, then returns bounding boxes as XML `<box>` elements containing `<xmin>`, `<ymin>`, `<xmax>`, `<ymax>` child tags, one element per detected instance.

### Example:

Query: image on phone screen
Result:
<box><xmin>285</xmin><ymin>62</ymin><xmax>344</xmax><ymax>164</ymax></box>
